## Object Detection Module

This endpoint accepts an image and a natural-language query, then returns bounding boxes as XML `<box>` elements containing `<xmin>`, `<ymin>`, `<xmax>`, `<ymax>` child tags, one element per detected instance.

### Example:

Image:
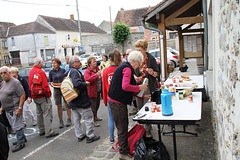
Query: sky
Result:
<box><xmin>0</xmin><ymin>0</ymin><xmax>161</xmax><ymax>26</ymax></box>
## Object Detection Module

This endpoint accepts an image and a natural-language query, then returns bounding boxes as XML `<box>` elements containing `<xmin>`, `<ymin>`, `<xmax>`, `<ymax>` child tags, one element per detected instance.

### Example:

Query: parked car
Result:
<box><xmin>19</xmin><ymin>68</ymin><xmax>32</xmax><ymax>80</ymax></box>
<box><xmin>42</xmin><ymin>61</ymin><xmax>52</xmax><ymax>78</ymax></box>
<box><xmin>79</xmin><ymin>53</ymin><xmax>91</xmax><ymax>69</ymax></box>
<box><xmin>148</xmin><ymin>48</ymin><xmax>179</xmax><ymax>68</ymax></box>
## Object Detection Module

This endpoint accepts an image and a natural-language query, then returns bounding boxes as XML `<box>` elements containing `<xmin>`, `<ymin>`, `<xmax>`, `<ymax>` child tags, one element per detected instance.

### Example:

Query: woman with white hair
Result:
<box><xmin>10</xmin><ymin>67</ymin><xmax>37</xmax><ymax>127</ymax></box>
<box><xmin>108</xmin><ymin>51</ymin><xmax>150</xmax><ymax>160</ymax></box>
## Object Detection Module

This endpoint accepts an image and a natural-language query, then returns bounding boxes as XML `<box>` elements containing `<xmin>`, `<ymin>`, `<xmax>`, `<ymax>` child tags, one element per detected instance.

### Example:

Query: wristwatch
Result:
<box><xmin>18</xmin><ymin>107</ymin><xmax>23</xmax><ymax>110</ymax></box>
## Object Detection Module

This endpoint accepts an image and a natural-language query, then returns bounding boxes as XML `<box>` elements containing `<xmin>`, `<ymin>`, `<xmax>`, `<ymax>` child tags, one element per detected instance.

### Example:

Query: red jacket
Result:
<box><xmin>102</xmin><ymin>66</ymin><xmax>118</xmax><ymax>106</ymax></box>
<box><xmin>28</xmin><ymin>66</ymin><xmax>52</xmax><ymax>99</ymax></box>
<box><xmin>84</xmin><ymin>66</ymin><xmax>100</xmax><ymax>98</ymax></box>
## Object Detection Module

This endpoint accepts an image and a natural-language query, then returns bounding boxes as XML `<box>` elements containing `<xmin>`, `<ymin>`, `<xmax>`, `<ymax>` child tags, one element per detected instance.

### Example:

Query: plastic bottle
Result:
<box><xmin>161</xmin><ymin>89</ymin><xmax>173</xmax><ymax>116</ymax></box>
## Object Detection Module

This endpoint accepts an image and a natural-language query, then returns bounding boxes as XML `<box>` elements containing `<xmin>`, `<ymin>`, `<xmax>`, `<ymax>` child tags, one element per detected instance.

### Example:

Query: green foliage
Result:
<box><xmin>113</xmin><ymin>22</ymin><xmax>131</xmax><ymax>44</ymax></box>
<box><xmin>146</xmin><ymin>23</ymin><xmax>158</xmax><ymax>29</ymax></box>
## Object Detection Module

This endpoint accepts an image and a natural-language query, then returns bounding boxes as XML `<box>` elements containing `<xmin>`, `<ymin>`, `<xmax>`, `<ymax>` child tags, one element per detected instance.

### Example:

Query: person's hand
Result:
<box><xmin>86</xmin><ymin>81</ymin><xmax>90</xmax><ymax>86</ymax></box>
<box><xmin>97</xmin><ymin>71</ymin><xmax>101</xmax><ymax>76</ymax></box>
<box><xmin>0</xmin><ymin>107</ymin><xmax>3</xmax><ymax>115</ymax></box>
<box><xmin>27</xmin><ymin>97</ymin><xmax>32</xmax><ymax>104</ymax></box>
<box><xmin>147</xmin><ymin>68</ymin><xmax>154</xmax><ymax>76</ymax></box>
<box><xmin>15</xmin><ymin>108</ymin><xmax>22</xmax><ymax>117</ymax></box>
<box><xmin>139</xmin><ymin>83</ymin><xmax>148</xmax><ymax>91</ymax></box>
<box><xmin>135</xmin><ymin>76</ymin><xmax>142</xmax><ymax>83</ymax></box>
<box><xmin>144</xmin><ymin>94</ymin><xmax>151</xmax><ymax>99</ymax></box>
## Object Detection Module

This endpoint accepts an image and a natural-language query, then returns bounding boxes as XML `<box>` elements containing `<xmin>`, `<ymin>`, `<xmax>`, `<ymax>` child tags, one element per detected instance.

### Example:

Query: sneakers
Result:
<box><xmin>129</xmin><ymin>108</ymin><xmax>138</xmax><ymax>116</ymax></box>
<box><xmin>94</xmin><ymin>122</ymin><xmax>100</xmax><ymax>127</ymax></box>
<box><xmin>119</xmin><ymin>153</ymin><xmax>134</xmax><ymax>160</ymax></box>
<box><xmin>95</xmin><ymin>117</ymin><xmax>102</xmax><ymax>121</ymax></box>
<box><xmin>78</xmin><ymin>134</ymin><xmax>86</xmax><ymax>142</ymax></box>
<box><xmin>32</xmin><ymin>119</ymin><xmax>37</xmax><ymax>126</ymax></box>
<box><xmin>66</xmin><ymin>118</ymin><xmax>72</xmax><ymax>127</ymax></box>
<box><xmin>12</xmin><ymin>143</ymin><xmax>25</xmax><ymax>152</ymax></box>
<box><xmin>86</xmin><ymin>135</ymin><xmax>100</xmax><ymax>143</ymax></box>
<box><xmin>45</xmin><ymin>132</ymin><xmax>59</xmax><ymax>138</ymax></box>
<box><xmin>12</xmin><ymin>137</ymin><xmax>27</xmax><ymax>146</ymax></box>
<box><xmin>110</xmin><ymin>138</ymin><xmax>114</xmax><ymax>144</ymax></box>
<box><xmin>59</xmin><ymin>120</ymin><xmax>64</xmax><ymax>129</ymax></box>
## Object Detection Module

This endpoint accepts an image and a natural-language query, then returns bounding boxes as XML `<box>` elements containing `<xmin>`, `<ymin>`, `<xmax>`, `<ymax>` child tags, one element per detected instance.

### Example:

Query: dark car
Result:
<box><xmin>19</xmin><ymin>68</ymin><xmax>32</xmax><ymax>80</ymax></box>
<box><xmin>42</xmin><ymin>61</ymin><xmax>52</xmax><ymax>78</ymax></box>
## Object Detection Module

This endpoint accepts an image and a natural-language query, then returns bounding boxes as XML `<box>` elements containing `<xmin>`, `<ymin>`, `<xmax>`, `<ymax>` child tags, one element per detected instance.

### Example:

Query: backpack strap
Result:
<box><xmin>68</xmin><ymin>69</ymin><xmax>82</xmax><ymax>79</ymax></box>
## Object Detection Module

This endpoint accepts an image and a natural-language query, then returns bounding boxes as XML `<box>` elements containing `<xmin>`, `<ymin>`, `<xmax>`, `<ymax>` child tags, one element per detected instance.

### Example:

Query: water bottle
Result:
<box><xmin>161</xmin><ymin>89</ymin><xmax>173</xmax><ymax>116</ymax></box>
<box><xmin>137</xmin><ymin>78</ymin><xmax>148</xmax><ymax>97</ymax></box>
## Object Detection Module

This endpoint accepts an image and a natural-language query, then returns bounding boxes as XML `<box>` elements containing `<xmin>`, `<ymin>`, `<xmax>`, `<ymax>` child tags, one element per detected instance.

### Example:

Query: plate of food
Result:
<box><xmin>51</xmin><ymin>83</ymin><xmax>62</xmax><ymax>88</ymax></box>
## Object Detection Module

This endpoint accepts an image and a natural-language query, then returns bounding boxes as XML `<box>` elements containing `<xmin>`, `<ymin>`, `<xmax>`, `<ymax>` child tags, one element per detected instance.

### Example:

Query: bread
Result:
<box><xmin>181</xmin><ymin>75</ymin><xmax>189</xmax><ymax>79</ymax></box>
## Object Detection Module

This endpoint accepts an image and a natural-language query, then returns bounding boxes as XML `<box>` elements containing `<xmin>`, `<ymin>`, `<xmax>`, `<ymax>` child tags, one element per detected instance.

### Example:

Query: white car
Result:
<box><xmin>149</xmin><ymin>48</ymin><xmax>179</xmax><ymax>68</ymax></box>
<box><xmin>79</xmin><ymin>53</ymin><xmax>91</xmax><ymax>69</ymax></box>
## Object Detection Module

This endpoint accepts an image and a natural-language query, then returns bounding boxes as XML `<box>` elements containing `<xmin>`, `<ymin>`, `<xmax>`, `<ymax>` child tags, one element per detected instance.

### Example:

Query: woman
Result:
<box><xmin>108</xmin><ymin>51</ymin><xmax>149</xmax><ymax>160</ymax></box>
<box><xmin>99</xmin><ymin>55</ymin><xmax>110</xmax><ymax>72</ymax></box>
<box><xmin>84</xmin><ymin>56</ymin><xmax>102</xmax><ymax>127</ymax></box>
<box><xmin>134</xmin><ymin>39</ymin><xmax>159</xmax><ymax>138</ymax></box>
<box><xmin>102</xmin><ymin>49</ymin><xmax>122</xmax><ymax>143</ymax></box>
<box><xmin>49</xmin><ymin>58</ymin><xmax>71</xmax><ymax>128</ymax></box>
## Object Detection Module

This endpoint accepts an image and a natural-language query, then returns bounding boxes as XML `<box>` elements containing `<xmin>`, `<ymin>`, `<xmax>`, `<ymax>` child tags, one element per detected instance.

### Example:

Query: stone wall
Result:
<box><xmin>211</xmin><ymin>0</ymin><xmax>240</xmax><ymax>159</ymax></box>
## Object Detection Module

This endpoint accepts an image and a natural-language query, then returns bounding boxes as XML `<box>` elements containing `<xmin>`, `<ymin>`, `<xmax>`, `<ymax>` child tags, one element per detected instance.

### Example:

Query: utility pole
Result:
<box><xmin>76</xmin><ymin>0</ymin><xmax>82</xmax><ymax>48</ymax></box>
<box><xmin>109</xmin><ymin>6</ymin><xmax>112</xmax><ymax>34</ymax></box>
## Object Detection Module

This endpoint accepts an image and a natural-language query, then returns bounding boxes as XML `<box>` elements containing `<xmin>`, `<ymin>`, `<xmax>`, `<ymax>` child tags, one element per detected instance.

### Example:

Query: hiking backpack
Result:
<box><xmin>31</xmin><ymin>70</ymin><xmax>45</xmax><ymax>97</ymax></box>
<box><xmin>60</xmin><ymin>69</ymin><xmax>81</xmax><ymax>103</ymax></box>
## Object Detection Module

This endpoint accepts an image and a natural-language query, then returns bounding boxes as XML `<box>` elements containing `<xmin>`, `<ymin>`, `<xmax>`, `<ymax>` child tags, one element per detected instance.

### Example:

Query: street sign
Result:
<box><xmin>79</xmin><ymin>47</ymin><xmax>83</xmax><ymax>52</ymax></box>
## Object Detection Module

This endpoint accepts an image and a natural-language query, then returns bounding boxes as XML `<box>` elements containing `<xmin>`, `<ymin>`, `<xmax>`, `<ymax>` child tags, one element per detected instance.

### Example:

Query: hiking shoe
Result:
<box><xmin>59</xmin><ymin>120</ymin><xmax>64</xmax><ymax>129</ymax></box>
<box><xmin>32</xmin><ymin>119</ymin><xmax>37</xmax><ymax>126</ymax></box>
<box><xmin>66</xmin><ymin>118</ymin><xmax>72</xmax><ymax>127</ymax></box>
<box><xmin>12</xmin><ymin>143</ymin><xmax>25</xmax><ymax>152</ymax></box>
<box><xmin>86</xmin><ymin>135</ymin><xmax>100</xmax><ymax>143</ymax></box>
<box><xmin>129</xmin><ymin>108</ymin><xmax>138</xmax><ymax>116</ymax></box>
<box><xmin>94</xmin><ymin>122</ymin><xmax>100</xmax><ymax>127</ymax></box>
<box><xmin>119</xmin><ymin>153</ymin><xmax>133</xmax><ymax>160</ymax></box>
<box><xmin>110</xmin><ymin>138</ymin><xmax>114</xmax><ymax>144</ymax></box>
<box><xmin>12</xmin><ymin>137</ymin><xmax>27</xmax><ymax>146</ymax></box>
<box><xmin>78</xmin><ymin>134</ymin><xmax>86</xmax><ymax>142</ymax></box>
<box><xmin>45</xmin><ymin>132</ymin><xmax>59</xmax><ymax>138</ymax></box>
<box><xmin>95</xmin><ymin>117</ymin><xmax>102</xmax><ymax>121</ymax></box>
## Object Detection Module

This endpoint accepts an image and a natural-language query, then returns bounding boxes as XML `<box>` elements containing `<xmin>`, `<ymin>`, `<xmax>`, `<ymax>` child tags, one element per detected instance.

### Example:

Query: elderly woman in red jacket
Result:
<box><xmin>84</xmin><ymin>56</ymin><xmax>102</xmax><ymax>127</ymax></box>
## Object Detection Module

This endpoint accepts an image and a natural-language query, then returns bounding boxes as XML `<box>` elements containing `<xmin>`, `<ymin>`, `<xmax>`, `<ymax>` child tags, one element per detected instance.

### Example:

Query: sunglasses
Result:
<box><xmin>0</xmin><ymin>72</ymin><xmax>7</xmax><ymax>75</ymax></box>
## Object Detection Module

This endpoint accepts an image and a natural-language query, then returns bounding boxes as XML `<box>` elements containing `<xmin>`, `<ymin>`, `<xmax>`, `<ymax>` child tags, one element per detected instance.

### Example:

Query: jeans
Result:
<box><xmin>16</xmin><ymin>128</ymin><xmax>25</xmax><ymax>145</ymax></box>
<box><xmin>107</xmin><ymin>102</ymin><xmax>115</xmax><ymax>139</ymax></box>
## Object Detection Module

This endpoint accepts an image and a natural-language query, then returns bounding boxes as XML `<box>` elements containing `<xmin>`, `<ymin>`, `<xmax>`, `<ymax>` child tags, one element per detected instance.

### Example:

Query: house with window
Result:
<box><xmin>36</xmin><ymin>15</ymin><xmax>106</xmax><ymax>59</ymax></box>
<box><xmin>0</xmin><ymin>22</ymin><xmax>15</xmax><ymax>66</ymax></box>
<box><xmin>6</xmin><ymin>21</ymin><xmax>55</xmax><ymax>66</ymax></box>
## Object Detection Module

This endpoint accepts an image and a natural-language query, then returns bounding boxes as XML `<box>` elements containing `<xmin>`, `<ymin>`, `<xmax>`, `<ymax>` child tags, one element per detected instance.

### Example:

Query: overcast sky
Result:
<box><xmin>0</xmin><ymin>0</ymin><xmax>160</xmax><ymax>26</ymax></box>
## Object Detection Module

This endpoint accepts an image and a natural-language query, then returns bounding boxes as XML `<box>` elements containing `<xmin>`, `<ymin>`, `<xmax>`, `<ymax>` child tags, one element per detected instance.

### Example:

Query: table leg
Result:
<box><xmin>172</xmin><ymin>124</ymin><xmax>178</xmax><ymax>160</ymax></box>
<box><xmin>157</xmin><ymin>124</ymin><xmax>163</xmax><ymax>160</ymax></box>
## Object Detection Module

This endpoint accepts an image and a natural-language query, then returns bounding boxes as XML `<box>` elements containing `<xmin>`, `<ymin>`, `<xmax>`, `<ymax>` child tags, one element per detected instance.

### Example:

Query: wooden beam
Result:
<box><xmin>166</xmin><ymin>16</ymin><xmax>204</xmax><ymax>26</ymax></box>
<box><xmin>166</xmin><ymin>25</ymin><xmax>181</xmax><ymax>31</ymax></box>
<box><xmin>178</xmin><ymin>30</ymin><xmax>184</xmax><ymax>67</ymax></box>
<box><xmin>182</xmin><ymin>28</ymin><xmax>204</xmax><ymax>33</ymax></box>
<box><xmin>166</xmin><ymin>0</ymin><xmax>201</xmax><ymax>20</ymax></box>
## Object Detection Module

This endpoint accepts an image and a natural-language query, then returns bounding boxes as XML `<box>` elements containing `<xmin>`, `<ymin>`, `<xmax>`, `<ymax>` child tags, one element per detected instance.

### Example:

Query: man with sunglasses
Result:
<box><xmin>0</xmin><ymin>66</ymin><xmax>26</xmax><ymax>152</ymax></box>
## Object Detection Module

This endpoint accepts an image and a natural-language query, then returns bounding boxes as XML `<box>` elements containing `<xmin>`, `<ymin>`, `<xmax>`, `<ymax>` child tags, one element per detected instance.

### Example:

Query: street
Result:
<box><xmin>8</xmin><ymin>86</ymin><xmax>109</xmax><ymax>160</ymax></box>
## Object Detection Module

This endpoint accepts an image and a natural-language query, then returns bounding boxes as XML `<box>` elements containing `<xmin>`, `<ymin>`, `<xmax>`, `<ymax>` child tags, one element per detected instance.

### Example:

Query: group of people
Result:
<box><xmin>0</xmin><ymin>39</ymin><xmax>159</xmax><ymax>160</ymax></box>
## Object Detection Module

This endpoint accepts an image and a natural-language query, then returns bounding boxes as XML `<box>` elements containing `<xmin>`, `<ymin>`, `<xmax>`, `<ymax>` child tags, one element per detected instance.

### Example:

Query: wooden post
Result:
<box><xmin>158</xmin><ymin>14</ymin><xmax>168</xmax><ymax>80</ymax></box>
<box><xmin>178</xmin><ymin>30</ymin><xmax>184</xmax><ymax>67</ymax></box>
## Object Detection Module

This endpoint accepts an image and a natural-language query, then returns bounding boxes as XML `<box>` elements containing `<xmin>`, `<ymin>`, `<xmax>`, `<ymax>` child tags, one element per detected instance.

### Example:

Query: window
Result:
<box><xmin>11</xmin><ymin>37</ymin><xmax>15</xmax><ymax>46</ymax></box>
<box><xmin>151</xmin><ymin>37</ymin><xmax>158</xmax><ymax>41</ymax></box>
<box><xmin>151</xmin><ymin>31</ymin><xmax>157</xmax><ymax>34</ymax></box>
<box><xmin>1</xmin><ymin>40</ymin><xmax>7</xmax><ymax>49</ymax></box>
<box><xmin>169</xmin><ymin>32</ymin><xmax>177</xmax><ymax>39</ymax></box>
<box><xmin>44</xmin><ymin>36</ymin><xmax>49</xmax><ymax>46</ymax></box>
<box><xmin>3</xmin><ymin>55</ymin><xmax>10</xmax><ymax>65</ymax></box>
<box><xmin>137</xmin><ymin>26</ymin><xmax>144</xmax><ymax>33</ymax></box>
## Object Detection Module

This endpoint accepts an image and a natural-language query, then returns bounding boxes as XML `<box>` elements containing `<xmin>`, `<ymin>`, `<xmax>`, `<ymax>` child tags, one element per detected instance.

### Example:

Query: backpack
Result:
<box><xmin>112</xmin><ymin>124</ymin><xmax>146</xmax><ymax>156</ymax></box>
<box><xmin>60</xmin><ymin>69</ymin><xmax>81</xmax><ymax>103</ymax></box>
<box><xmin>31</xmin><ymin>70</ymin><xmax>45</xmax><ymax>97</ymax></box>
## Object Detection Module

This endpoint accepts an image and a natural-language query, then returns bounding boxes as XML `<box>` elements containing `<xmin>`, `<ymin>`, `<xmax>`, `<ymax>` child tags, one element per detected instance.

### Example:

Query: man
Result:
<box><xmin>134</xmin><ymin>39</ymin><xmax>159</xmax><ymax>138</ymax></box>
<box><xmin>68</xmin><ymin>55</ymin><xmax>100</xmax><ymax>143</ymax></box>
<box><xmin>10</xmin><ymin>67</ymin><xmax>37</xmax><ymax>127</ymax></box>
<box><xmin>29</xmin><ymin>57</ymin><xmax>59</xmax><ymax>138</ymax></box>
<box><xmin>0</xmin><ymin>66</ymin><xmax>26</xmax><ymax>152</ymax></box>
<box><xmin>0</xmin><ymin>122</ymin><xmax>9</xmax><ymax>159</ymax></box>
<box><xmin>65</xmin><ymin>55</ymin><xmax>83</xmax><ymax>74</ymax></box>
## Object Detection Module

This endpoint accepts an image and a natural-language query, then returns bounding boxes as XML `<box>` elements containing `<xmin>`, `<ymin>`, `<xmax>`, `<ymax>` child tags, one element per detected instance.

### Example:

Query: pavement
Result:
<box><xmin>84</xmin><ymin>59</ymin><xmax>215</xmax><ymax>160</ymax></box>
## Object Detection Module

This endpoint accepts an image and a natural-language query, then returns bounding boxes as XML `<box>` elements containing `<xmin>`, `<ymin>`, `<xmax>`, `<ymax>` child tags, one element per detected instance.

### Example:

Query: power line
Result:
<box><xmin>0</xmin><ymin>0</ymin><xmax>75</xmax><ymax>7</ymax></box>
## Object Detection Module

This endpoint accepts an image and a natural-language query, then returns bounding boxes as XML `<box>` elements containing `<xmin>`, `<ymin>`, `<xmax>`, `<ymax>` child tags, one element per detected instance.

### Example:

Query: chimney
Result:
<box><xmin>70</xmin><ymin>14</ymin><xmax>74</xmax><ymax>20</ymax></box>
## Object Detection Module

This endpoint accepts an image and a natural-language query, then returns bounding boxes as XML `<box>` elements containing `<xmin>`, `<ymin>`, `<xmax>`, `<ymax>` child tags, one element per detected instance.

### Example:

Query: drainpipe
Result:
<box><xmin>140</xmin><ymin>17</ymin><xmax>165</xmax><ymax>81</ymax></box>
<box><xmin>202</xmin><ymin>0</ymin><xmax>208</xmax><ymax>71</ymax></box>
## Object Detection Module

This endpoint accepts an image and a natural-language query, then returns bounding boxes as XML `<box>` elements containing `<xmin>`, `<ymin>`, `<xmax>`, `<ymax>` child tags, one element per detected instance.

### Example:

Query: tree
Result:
<box><xmin>113</xmin><ymin>22</ymin><xmax>131</xmax><ymax>53</ymax></box>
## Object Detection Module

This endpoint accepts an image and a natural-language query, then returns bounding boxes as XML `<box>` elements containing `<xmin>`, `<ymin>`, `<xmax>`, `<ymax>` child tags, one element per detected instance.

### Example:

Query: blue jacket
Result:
<box><xmin>49</xmin><ymin>67</ymin><xmax>66</xmax><ymax>83</ymax></box>
<box><xmin>18</xmin><ymin>75</ymin><xmax>31</xmax><ymax>100</ymax></box>
<box><xmin>67</xmin><ymin>68</ymin><xmax>91</xmax><ymax>109</ymax></box>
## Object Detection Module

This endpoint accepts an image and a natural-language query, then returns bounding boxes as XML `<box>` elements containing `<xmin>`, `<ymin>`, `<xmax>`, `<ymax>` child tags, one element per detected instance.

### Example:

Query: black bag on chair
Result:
<box><xmin>179</xmin><ymin>64</ymin><xmax>188</xmax><ymax>72</ymax></box>
<box><xmin>134</xmin><ymin>136</ymin><xmax>170</xmax><ymax>160</ymax></box>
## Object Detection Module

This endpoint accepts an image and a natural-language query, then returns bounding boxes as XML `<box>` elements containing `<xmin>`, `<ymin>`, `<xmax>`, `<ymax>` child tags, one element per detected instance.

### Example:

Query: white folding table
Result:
<box><xmin>133</xmin><ymin>92</ymin><xmax>202</xmax><ymax>160</ymax></box>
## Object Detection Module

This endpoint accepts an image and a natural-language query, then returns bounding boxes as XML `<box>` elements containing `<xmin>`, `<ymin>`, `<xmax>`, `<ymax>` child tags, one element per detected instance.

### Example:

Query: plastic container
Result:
<box><xmin>161</xmin><ymin>89</ymin><xmax>173</xmax><ymax>116</ymax></box>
